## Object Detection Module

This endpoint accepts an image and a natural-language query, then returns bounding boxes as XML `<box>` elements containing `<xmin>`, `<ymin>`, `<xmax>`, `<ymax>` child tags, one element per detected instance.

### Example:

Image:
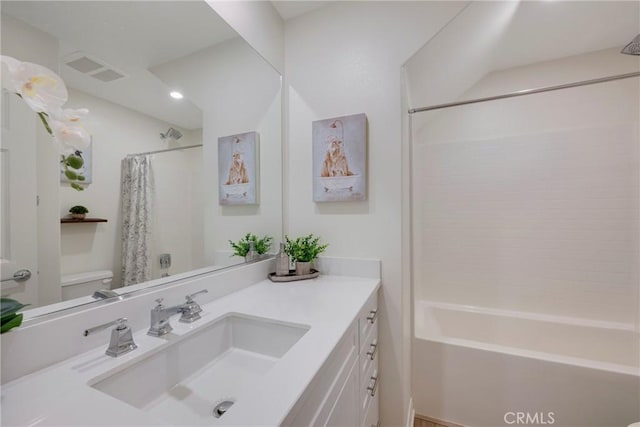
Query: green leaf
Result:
<box><xmin>1</xmin><ymin>311</ymin><xmax>18</xmax><ymax>324</ymax></box>
<box><xmin>76</xmin><ymin>175</ymin><xmax>86</xmax><ymax>181</ymax></box>
<box><xmin>0</xmin><ymin>297</ymin><xmax>28</xmax><ymax>334</ymax></box>
<box><xmin>1</xmin><ymin>298</ymin><xmax>28</xmax><ymax>317</ymax></box>
<box><xmin>229</xmin><ymin>233</ymin><xmax>273</xmax><ymax>257</ymax></box>
<box><xmin>65</xmin><ymin>155</ymin><xmax>84</xmax><ymax>169</ymax></box>
<box><xmin>69</xmin><ymin>205</ymin><xmax>89</xmax><ymax>214</ymax></box>
<box><xmin>284</xmin><ymin>234</ymin><xmax>328</xmax><ymax>262</ymax></box>
<box><xmin>70</xmin><ymin>183</ymin><xmax>85</xmax><ymax>191</ymax></box>
<box><xmin>1</xmin><ymin>313</ymin><xmax>23</xmax><ymax>334</ymax></box>
<box><xmin>64</xmin><ymin>169</ymin><xmax>78</xmax><ymax>180</ymax></box>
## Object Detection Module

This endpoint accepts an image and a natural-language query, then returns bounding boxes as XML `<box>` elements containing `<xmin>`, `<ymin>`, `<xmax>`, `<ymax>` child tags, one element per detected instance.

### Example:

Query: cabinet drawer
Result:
<box><xmin>283</xmin><ymin>322</ymin><xmax>358</xmax><ymax>426</ymax></box>
<box><xmin>362</xmin><ymin>387</ymin><xmax>379</xmax><ymax>427</ymax></box>
<box><xmin>360</xmin><ymin>365</ymin><xmax>379</xmax><ymax>424</ymax></box>
<box><xmin>359</xmin><ymin>321</ymin><xmax>378</xmax><ymax>380</ymax></box>
<box><xmin>359</xmin><ymin>292</ymin><xmax>378</xmax><ymax>350</ymax></box>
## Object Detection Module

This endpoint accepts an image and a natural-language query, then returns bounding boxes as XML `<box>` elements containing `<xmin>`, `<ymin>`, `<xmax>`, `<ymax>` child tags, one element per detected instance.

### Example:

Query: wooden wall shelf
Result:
<box><xmin>60</xmin><ymin>218</ymin><xmax>108</xmax><ymax>224</ymax></box>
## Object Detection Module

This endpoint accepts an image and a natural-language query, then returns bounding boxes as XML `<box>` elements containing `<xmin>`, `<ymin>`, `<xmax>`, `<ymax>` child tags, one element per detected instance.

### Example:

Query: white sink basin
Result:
<box><xmin>89</xmin><ymin>314</ymin><xmax>309</xmax><ymax>425</ymax></box>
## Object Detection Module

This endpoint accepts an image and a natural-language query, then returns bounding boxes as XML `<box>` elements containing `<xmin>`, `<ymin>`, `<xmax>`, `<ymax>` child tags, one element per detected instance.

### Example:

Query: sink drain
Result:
<box><xmin>213</xmin><ymin>399</ymin><xmax>235</xmax><ymax>418</ymax></box>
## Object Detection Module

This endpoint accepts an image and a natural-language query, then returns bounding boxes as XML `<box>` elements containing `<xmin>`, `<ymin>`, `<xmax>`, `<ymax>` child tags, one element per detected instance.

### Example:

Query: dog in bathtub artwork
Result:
<box><xmin>218</xmin><ymin>131</ymin><xmax>258</xmax><ymax>205</ymax></box>
<box><xmin>312</xmin><ymin>113</ymin><xmax>367</xmax><ymax>202</ymax></box>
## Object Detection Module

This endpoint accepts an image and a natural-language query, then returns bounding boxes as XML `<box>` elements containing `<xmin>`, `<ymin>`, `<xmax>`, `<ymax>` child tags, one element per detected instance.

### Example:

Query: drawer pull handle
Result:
<box><xmin>367</xmin><ymin>373</ymin><xmax>379</xmax><ymax>397</ymax></box>
<box><xmin>367</xmin><ymin>340</ymin><xmax>378</xmax><ymax>360</ymax></box>
<box><xmin>367</xmin><ymin>309</ymin><xmax>378</xmax><ymax>324</ymax></box>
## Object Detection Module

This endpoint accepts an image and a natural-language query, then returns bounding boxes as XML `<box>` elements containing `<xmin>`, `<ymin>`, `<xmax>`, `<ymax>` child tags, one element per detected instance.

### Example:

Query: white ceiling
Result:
<box><xmin>6</xmin><ymin>1</ymin><xmax>638</xmax><ymax>127</ymax></box>
<box><xmin>271</xmin><ymin>1</ymin><xmax>330</xmax><ymax>20</ymax></box>
<box><xmin>406</xmin><ymin>0</ymin><xmax>640</xmax><ymax>109</ymax></box>
<box><xmin>492</xmin><ymin>1</ymin><xmax>640</xmax><ymax>72</ymax></box>
<box><xmin>2</xmin><ymin>1</ymin><xmax>240</xmax><ymax>129</ymax></box>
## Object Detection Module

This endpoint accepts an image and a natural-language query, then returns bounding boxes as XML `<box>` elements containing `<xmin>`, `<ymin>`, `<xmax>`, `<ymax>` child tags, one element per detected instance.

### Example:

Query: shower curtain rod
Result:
<box><xmin>128</xmin><ymin>144</ymin><xmax>203</xmax><ymax>157</ymax></box>
<box><xmin>408</xmin><ymin>71</ymin><xmax>640</xmax><ymax>114</ymax></box>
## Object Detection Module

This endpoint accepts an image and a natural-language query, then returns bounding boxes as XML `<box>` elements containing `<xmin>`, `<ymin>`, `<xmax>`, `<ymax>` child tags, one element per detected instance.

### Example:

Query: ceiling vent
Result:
<box><xmin>91</xmin><ymin>69</ymin><xmax>125</xmax><ymax>82</ymax></box>
<box><xmin>62</xmin><ymin>52</ymin><xmax>126</xmax><ymax>83</ymax></box>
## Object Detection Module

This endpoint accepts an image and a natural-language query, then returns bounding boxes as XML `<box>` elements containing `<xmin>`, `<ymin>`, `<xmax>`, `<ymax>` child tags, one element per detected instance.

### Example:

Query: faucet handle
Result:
<box><xmin>185</xmin><ymin>289</ymin><xmax>208</xmax><ymax>303</ymax></box>
<box><xmin>84</xmin><ymin>317</ymin><xmax>129</xmax><ymax>336</ymax></box>
<box><xmin>84</xmin><ymin>318</ymin><xmax>137</xmax><ymax>357</ymax></box>
<box><xmin>180</xmin><ymin>289</ymin><xmax>208</xmax><ymax>324</ymax></box>
<box><xmin>154</xmin><ymin>298</ymin><xmax>164</xmax><ymax>308</ymax></box>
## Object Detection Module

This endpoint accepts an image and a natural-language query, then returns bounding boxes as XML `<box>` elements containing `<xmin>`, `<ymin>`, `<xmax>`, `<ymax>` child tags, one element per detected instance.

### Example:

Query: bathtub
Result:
<box><xmin>413</xmin><ymin>301</ymin><xmax>640</xmax><ymax>427</ymax></box>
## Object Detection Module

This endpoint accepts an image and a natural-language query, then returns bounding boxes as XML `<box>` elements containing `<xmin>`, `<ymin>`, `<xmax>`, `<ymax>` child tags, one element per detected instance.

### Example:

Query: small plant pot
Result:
<box><xmin>295</xmin><ymin>261</ymin><xmax>312</xmax><ymax>276</ymax></box>
<box><xmin>71</xmin><ymin>213</ymin><xmax>86</xmax><ymax>220</ymax></box>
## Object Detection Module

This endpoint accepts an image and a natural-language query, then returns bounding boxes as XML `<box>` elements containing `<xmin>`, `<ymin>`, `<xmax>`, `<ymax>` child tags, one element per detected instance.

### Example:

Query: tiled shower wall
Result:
<box><xmin>411</xmin><ymin>52</ymin><xmax>640</xmax><ymax>325</ymax></box>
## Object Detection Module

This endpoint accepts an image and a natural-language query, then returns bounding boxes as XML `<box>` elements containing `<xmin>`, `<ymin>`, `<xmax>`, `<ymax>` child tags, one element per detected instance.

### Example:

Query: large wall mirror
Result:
<box><xmin>0</xmin><ymin>1</ymin><xmax>282</xmax><ymax>319</ymax></box>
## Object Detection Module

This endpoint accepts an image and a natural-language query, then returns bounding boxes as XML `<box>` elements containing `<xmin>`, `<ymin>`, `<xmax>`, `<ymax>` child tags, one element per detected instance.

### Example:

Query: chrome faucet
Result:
<box><xmin>92</xmin><ymin>289</ymin><xmax>122</xmax><ymax>300</ymax></box>
<box><xmin>147</xmin><ymin>289</ymin><xmax>208</xmax><ymax>337</ymax></box>
<box><xmin>84</xmin><ymin>317</ymin><xmax>137</xmax><ymax>357</ymax></box>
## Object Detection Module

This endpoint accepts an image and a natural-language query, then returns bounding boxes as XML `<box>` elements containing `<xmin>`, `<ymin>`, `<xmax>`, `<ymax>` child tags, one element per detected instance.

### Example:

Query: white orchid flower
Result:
<box><xmin>2</xmin><ymin>56</ymin><xmax>91</xmax><ymax>191</ymax></box>
<box><xmin>50</xmin><ymin>119</ymin><xmax>91</xmax><ymax>151</ymax></box>
<box><xmin>49</xmin><ymin>106</ymin><xmax>89</xmax><ymax>123</ymax></box>
<box><xmin>0</xmin><ymin>55</ymin><xmax>20</xmax><ymax>72</ymax></box>
<box><xmin>0</xmin><ymin>55</ymin><xmax>68</xmax><ymax>113</ymax></box>
<box><xmin>1</xmin><ymin>56</ymin><xmax>21</xmax><ymax>91</ymax></box>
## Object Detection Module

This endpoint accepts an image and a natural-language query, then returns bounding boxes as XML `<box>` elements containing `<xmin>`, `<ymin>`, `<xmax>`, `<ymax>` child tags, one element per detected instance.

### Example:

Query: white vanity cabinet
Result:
<box><xmin>1</xmin><ymin>262</ymin><xmax>382</xmax><ymax>427</ymax></box>
<box><xmin>284</xmin><ymin>290</ymin><xmax>379</xmax><ymax>427</ymax></box>
<box><xmin>359</xmin><ymin>291</ymin><xmax>380</xmax><ymax>427</ymax></box>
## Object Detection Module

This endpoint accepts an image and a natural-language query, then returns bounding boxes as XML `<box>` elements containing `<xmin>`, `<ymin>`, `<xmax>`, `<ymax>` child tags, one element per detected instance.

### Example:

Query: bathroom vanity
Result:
<box><xmin>0</xmin><ymin>259</ymin><xmax>380</xmax><ymax>426</ymax></box>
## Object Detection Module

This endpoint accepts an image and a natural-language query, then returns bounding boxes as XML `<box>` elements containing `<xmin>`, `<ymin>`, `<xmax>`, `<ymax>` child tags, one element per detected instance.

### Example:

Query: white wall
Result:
<box><xmin>411</xmin><ymin>48</ymin><xmax>640</xmax><ymax>325</ymax></box>
<box><xmin>61</xmin><ymin>89</ymin><xmax>202</xmax><ymax>287</ymax></box>
<box><xmin>206</xmin><ymin>0</ymin><xmax>285</xmax><ymax>74</ymax></box>
<box><xmin>150</xmin><ymin>138</ymin><xmax>204</xmax><ymax>279</ymax></box>
<box><xmin>151</xmin><ymin>37</ymin><xmax>283</xmax><ymax>266</ymax></box>
<box><xmin>284</xmin><ymin>2</ymin><xmax>466</xmax><ymax>425</ymax></box>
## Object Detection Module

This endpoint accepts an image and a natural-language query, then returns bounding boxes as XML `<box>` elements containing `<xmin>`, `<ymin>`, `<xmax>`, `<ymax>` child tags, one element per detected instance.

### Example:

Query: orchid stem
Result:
<box><xmin>37</xmin><ymin>112</ymin><xmax>53</xmax><ymax>135</ymax></box>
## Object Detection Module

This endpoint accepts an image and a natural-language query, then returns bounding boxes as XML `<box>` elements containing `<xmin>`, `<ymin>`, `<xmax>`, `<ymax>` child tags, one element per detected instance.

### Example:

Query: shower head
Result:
<box><xmin>621</xmin><ymin>34</ymin><xmax>640</xmax><ymax>55</ymax></box>
<box><xmin>160</xmin><ymin>127</ymin><xmax>183</xmax><ymax>140</ymax></box>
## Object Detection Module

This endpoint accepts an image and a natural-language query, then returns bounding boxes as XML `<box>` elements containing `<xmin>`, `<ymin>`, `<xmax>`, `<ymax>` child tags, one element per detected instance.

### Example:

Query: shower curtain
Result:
<box><xmin>121</xmin><ymin>155</ymin><xmax>153</xmax><ymax>286</ymax></box>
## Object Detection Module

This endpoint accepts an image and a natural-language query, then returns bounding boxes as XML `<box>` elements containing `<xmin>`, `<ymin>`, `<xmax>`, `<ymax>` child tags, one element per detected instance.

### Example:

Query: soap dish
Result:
<box><xmin>268</xmin><ymin>269</ymin><xmax>320</xmax><ymax>282</ymax></box>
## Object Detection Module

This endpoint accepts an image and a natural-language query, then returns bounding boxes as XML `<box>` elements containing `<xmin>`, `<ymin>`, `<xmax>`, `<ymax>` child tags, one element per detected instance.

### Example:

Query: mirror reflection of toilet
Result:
<box><xmin>61</xmin><ymin>270</ymin><xmax>113</xmax><ymax>301</ymax></box>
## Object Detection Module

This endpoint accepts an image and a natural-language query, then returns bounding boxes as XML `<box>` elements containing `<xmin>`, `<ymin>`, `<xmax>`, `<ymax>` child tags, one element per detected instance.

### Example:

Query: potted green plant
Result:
<box><xmin>285</xmin><ymin>234</ymin><xmax>328</xmax><ymax>275</ymax></box>
<box><xmin>69</xmin><ymin>205</ymin><xmax>89</xmax><ymax>220</ymax></box>
<box><xmin>1</xmin><ymin>298</ymin><xmax>29</xmax><ymax>334</ymax></box>
<box><xmin>229</xmin><ymin>233</ymin><xmax>273</xmax><ymax>262</ymax></box>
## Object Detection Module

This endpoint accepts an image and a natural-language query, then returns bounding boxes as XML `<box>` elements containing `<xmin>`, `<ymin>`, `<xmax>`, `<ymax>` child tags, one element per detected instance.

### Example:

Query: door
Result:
<box><xmin>1</xmin><ymin>89</ymin><xmax>39</xmax><ymax>305</ymax></box>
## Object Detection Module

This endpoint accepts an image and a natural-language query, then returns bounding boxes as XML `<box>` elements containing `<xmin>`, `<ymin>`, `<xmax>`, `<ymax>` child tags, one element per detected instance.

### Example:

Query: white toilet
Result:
<box><xmin>61</xmin><ymin>270</ymin><xmax>113</xmax><ymax>301</ymax></box>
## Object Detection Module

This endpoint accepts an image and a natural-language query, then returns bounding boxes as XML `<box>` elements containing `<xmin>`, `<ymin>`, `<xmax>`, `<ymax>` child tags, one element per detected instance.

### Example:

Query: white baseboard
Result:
<box><xmin>406</xmin><ymin>397</ymin><xmax>415</xmax><ymax>427</ymax></box>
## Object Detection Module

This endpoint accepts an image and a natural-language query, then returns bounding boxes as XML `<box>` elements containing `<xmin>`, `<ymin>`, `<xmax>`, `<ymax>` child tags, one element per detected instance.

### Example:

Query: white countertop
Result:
<box><xmin>1</xmin><ymin>274</ymin><xmax>379</xmax><ymax>426</ymax></box>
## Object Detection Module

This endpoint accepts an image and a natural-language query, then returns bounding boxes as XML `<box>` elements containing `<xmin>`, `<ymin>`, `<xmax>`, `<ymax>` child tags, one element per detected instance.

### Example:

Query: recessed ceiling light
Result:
<box><xmin>169</xmin><ymin>91</ymin><xmax>183</xmax><ymax>100</ymax></box>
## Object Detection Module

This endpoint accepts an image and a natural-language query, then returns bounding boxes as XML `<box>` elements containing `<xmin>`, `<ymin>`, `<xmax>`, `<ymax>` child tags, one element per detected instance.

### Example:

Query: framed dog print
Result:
<box><xmin>218</xmin><ymin>131</ymin><xmax>258</xmax><ymax>205</ymax></box>
<box><xmin>312</xmin><ymin>113</ymin><xmax>366</xmax><ymax>202</ymax></box>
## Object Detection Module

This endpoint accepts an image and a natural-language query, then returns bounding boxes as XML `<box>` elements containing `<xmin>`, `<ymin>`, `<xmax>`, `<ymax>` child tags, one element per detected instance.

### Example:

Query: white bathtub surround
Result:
<box><xmin>409</xmin><ymin>48</ymin><xmax>640</xmax><ymax>325</ymax></box>
<box><xmin>413</xmin><ymin>301</ymin><xmax>640</xmax><ymax>427</ymax></box>
<box><xmin>1</xmin><ymin>258</ymin><xmax>380</xmax><ymax>425</ymax></box>
<box><xmin>408</xmin><ymin>36</ymin><xmax>640</xmax><ymax>426</ymax></box>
